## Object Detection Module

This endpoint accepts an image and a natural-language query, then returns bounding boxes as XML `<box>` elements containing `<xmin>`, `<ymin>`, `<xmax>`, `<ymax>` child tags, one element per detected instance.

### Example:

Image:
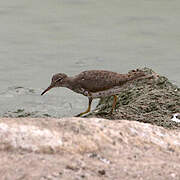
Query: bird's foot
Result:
<box><xmin>75</xmin><ymin>113</ymin><xmax>82</xmax><ymax>117</ymax></box>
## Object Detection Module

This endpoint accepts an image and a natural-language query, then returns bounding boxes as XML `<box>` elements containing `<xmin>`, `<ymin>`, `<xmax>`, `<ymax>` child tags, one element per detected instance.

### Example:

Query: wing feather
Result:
<box><xmin>75</xmin><ymin>70</ymin><xmax>126</xmax><ymax>92</ymax></box>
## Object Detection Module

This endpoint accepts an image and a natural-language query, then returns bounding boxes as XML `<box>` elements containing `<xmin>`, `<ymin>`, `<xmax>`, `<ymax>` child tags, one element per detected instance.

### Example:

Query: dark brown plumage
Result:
<box><xmin>41</xmin><ymin>69</ymin><xmax>146</xmax><ymax>116</ymax></box>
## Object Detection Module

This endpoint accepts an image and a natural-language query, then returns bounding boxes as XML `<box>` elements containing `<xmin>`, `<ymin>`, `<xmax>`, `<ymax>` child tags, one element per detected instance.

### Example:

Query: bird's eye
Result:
<box><xmin>55</xmin><ymin>78</ymin><xmax>62</xmax><ymax>83</ymax></box>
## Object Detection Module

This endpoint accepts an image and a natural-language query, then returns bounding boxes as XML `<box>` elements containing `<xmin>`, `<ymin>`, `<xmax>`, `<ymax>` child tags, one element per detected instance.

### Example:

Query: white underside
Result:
<box><xmin>88</xmin><ymin>86</ymin><xmax>124</xmax><ymax>98</ymax></box>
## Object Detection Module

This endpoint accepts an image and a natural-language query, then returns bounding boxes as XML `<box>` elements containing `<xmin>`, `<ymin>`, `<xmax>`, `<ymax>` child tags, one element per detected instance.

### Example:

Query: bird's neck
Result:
<box><xmin>63</xmin><ymin>76</ymin><xmax>76</xmax><ymax>90</ymax></box>
<box><xmin>64</xmin><ymin>76</ymin><xmax>84</xmax><ymax>95</ymax></box>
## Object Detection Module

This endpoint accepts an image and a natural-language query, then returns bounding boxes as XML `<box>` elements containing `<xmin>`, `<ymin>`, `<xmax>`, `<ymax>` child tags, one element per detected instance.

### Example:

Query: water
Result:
<box><xmin>0</xmin><ymin>0</ymin><xmax>180</xmax><ymax>117</ymax></box>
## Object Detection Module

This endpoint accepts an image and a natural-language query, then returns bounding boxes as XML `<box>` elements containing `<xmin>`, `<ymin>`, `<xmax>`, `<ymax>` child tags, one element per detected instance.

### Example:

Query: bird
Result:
<box><xmin>41</xmin><ymin>69</ymin><xmax>147</xmax><ymax>117</ymax></box>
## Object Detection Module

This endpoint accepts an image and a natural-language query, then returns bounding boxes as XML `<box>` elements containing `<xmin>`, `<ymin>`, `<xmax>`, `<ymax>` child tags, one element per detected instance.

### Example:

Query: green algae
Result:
<box><xmin>87</xmin><ymin>68</ymin><xmax>180</xmax><ymax>129</ymax></box>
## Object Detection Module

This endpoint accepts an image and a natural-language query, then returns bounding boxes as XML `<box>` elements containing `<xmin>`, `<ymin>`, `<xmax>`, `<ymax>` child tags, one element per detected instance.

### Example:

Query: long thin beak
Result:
<box><xmin>41</xmin><ymin>85</ymin><xmax>53</xmax><ymax>95</ymax></box>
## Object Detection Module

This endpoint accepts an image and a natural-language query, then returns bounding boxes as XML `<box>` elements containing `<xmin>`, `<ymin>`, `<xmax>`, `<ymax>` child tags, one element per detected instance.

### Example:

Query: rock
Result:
<box><xmin>0</xmin><ymin>117</ymin><xmax>180</xmax><ymax>179</ymax></box>
<box><xmin>0</xmin><ymin>121</ymin><xmax>62</xmax><ymax>153</ymax></box>
<box><xmin>87</xmin><ymin>68</ymin><xmax>180</xmax><ymax>129</ymax></box>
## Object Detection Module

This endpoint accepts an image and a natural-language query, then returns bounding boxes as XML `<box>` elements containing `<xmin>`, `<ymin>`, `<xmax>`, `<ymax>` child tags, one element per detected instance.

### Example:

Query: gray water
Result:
<box><xmin>0</xmin><ymin>0</ymin><xmax>180</xmax><ymax>117</ymax></box>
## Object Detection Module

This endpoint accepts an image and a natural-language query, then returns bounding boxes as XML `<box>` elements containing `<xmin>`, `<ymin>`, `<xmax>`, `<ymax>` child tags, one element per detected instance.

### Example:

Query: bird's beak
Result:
<box><xmin>41</xmin><ymin>85</ymin><xmax>53</xmax><ymax>95</ymax></box>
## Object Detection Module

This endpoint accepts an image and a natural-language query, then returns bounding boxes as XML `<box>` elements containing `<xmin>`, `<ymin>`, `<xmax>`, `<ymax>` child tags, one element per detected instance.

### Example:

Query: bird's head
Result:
<box><xmin>41</xmin><ymin>73</ymin><xmax>68</xmax><ymax>95</ymax></box>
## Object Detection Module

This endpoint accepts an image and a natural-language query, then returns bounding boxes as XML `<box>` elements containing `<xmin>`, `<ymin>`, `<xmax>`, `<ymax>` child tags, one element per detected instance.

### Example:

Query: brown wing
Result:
<box><xmin>74</xmin><ymin>70</ymin><xmax>127</xmax><ymax>92</ymax></box>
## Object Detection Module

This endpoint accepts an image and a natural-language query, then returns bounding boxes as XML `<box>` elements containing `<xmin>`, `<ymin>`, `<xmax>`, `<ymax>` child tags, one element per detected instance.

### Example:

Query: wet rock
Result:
<box><xmin>87</xmin><ymin>68</ymin><xmax>180</xmax><ymax>129</ymax></box>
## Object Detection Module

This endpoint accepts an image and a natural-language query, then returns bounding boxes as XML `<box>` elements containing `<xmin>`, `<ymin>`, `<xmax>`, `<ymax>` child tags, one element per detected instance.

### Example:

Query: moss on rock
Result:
<box><xmin>87</xmin><ymin>68</ymin><xmax>180</xmax><ymax>129</ymax></box>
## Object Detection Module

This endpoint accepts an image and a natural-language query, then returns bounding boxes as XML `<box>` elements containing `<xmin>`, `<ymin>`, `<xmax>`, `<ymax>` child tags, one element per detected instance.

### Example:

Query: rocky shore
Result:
<box><xmin>0</xmin><ymin>68</ymin><xmax>179</xmax><ymax>179</ymax></box>
<box><xmin>87</xmin><ymin>68</ymin><xmax>180</xmax><ymax>129</ymax></box>
<box><xmin>0</xmin><ymin>117</ymin><xmax>180</xmax><ymax>180</ymax></box>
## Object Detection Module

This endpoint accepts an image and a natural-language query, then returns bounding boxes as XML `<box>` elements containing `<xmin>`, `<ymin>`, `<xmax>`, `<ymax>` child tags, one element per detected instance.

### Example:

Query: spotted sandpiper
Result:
<box><xmin>41</xmin><ymin>69</ymin><xmax>147</xmax><ymax>116</ymax></box>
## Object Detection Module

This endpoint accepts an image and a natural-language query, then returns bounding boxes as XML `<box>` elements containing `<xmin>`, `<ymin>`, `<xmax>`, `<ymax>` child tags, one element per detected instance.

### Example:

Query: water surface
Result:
<box><xmin>0</xmin><ymin>0</ymin><xmax>180</xmax><ymax>117</ymax></box>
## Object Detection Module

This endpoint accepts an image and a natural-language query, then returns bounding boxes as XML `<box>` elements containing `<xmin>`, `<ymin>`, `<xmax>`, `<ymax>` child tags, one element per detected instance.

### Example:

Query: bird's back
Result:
<box><xmin>74</xmin><ymin>69</ymin><xmax>145</xmax><ymax>93</ymax></box>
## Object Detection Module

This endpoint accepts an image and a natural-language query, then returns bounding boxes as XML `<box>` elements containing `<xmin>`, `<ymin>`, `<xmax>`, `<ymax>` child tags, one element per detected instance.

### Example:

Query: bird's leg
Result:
<box><xmin>76</xmin><ymin>97</ymin><xmax>93</xmax><ymax>117</ymax></box>
<box><xmin>110</xmin><ymin>95</ymin><xmax>117</xmax><ymax>113</ymax></box>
